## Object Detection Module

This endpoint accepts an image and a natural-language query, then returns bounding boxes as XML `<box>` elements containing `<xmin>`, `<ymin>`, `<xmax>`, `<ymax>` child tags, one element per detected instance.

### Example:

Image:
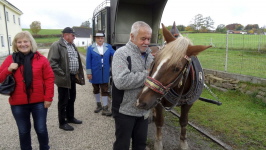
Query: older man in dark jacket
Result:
<box><xmin>48</xmin><ymin>27</ymin><xmax>85</xmax><ymax>131</ymax></box>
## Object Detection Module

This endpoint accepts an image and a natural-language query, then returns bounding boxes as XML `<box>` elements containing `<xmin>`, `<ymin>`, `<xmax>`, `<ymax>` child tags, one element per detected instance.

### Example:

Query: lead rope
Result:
<box><xmin>203</xmin><ymin>83</ymin><xmax>220</xmax><ymax>101</ymax></box>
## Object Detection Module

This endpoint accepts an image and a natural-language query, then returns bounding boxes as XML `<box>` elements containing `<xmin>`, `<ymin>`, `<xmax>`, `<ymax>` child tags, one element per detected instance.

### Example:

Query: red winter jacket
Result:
<box><xmin>0</xmin><ymin>52</ymin><xmax>54</xmax><ymax>105</ymax></box>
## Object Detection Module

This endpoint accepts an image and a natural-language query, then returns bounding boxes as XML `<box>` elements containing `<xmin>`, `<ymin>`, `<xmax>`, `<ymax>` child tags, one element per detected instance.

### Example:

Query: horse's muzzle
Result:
<box><xmin>136</xmin><ymin>99</ymin><xmax>148</xmax><ymax>110</ymax></box>
<box><xmin>136</xmin><ymin>99</ymin><xmax>158</xmax><ymax>110</ymax></box>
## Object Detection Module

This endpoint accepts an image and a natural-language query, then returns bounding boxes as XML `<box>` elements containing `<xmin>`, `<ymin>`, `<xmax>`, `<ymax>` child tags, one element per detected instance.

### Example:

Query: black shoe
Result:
<box><xmin>94</xmin><ymin>102</ymin><xmax>102</xmax><ymax>113</ymax></box>
<box><xmin>59</xmin><ymin>123</ymin><xmax>74</xmax><ymax>131</ymax></box>
<box><xmin>102</xmin><ymin>106</ymin><xmax>112</xmax><ymax>116</ymax></box>
<box><xmin>67</xmin><ymin>118</ymin><xmax>82</xmax><ymax>124</ymax></box>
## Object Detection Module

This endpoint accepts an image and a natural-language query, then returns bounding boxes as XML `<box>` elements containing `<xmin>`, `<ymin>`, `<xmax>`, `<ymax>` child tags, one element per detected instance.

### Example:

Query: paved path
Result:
<box><xmin>0</xmin><ymin>49</ymin><xmax>116</xmax><ymax>150</ymax></box>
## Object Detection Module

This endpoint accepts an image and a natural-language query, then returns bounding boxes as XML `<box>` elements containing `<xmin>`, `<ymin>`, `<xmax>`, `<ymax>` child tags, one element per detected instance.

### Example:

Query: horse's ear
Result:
<box><xmin>162</xmin><ymin>23</ymin><xmax>176</xmax><ymax>43</ymax></box>
<box><xmin>186</xmin><ymin>45</ymin><xmax>212</xmax><ymax>56</ymax></box>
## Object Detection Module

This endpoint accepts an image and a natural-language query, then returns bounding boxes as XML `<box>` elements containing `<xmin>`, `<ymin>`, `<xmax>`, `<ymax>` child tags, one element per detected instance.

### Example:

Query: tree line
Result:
<box><xmin>29</xmin><ymin>14</ymin><xmax>265</xmax><ymax>35</ymax></box>
<box><xmin>169</xmin><ymin>14</ymin><xmax>265</xmax><ymax>34</ymax></box>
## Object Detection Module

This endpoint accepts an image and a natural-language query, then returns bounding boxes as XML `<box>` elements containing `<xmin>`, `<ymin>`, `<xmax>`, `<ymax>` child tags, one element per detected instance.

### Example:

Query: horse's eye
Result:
<box><xmin>173</xmin><ymin>67</ymin><xmax>180</xmax><ymax>72</ymax></box>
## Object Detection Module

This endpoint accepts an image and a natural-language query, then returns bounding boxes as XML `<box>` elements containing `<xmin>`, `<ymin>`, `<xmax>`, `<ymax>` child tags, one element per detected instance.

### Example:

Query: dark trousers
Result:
<box><xmin>113</xmin><ymin>112</ymin><xmax>148</xmax><ymax>150</ymax></box>
<box><xmin>58</xmin><ymin>74</ymin><xmax>76</xmax><ymax>125</ymax></box>
<box><xmin>11</xmin><ymin>102</ymin><xmax>49</xmax><ymax>150</ymax></box>
<box><xmin>92</xmin><ymin>83</ymin><xmax>109</xmax><ymax>96</ymax></box>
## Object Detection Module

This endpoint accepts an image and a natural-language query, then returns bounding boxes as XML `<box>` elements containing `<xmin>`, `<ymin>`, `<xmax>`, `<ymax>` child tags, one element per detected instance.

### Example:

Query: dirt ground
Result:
<box><xmin>147</xmin><ymin>112</ymin><xmax>226</xmax><ymax>150</ymax></box>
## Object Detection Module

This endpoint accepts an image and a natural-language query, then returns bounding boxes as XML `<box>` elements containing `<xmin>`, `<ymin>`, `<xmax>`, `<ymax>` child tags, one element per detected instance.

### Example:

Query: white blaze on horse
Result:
<box><xmin>136</xmin><ymin>23</ymin><xmax>212</xmax><ymax>150</ymax></box>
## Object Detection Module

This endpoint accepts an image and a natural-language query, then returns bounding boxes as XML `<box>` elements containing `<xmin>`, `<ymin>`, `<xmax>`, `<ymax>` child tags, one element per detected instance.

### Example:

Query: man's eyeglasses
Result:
<box><xmin>96</xmin><ymin>37</ymin><xmax>104</xmax><ymax>40</ymax></box>
<box><xmin>69</xmin><ymin>34</ymin><xmax>75</xmax><ymax>37</ymax></box>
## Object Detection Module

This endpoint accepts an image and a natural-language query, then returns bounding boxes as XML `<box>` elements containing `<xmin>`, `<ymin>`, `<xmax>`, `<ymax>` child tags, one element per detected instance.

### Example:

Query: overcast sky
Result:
<box><xmin>7</xmin><ymin>0</ymin><xmax>265</xmax><ymax>29</ymax></box>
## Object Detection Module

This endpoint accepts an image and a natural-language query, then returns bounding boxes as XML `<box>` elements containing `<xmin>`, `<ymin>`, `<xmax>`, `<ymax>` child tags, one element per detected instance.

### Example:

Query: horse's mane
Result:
<box><xmin>155</xmin><ymin>37</ymin><xmax>192</xmax><ymax>68</ymax></box>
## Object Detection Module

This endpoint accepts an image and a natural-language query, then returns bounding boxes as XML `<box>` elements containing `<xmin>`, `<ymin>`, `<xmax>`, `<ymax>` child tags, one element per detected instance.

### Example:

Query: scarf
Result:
<box><xmin>13</xmin><ymin>51</ymin><xmax>34</xmax><ymax>98</ymax></box>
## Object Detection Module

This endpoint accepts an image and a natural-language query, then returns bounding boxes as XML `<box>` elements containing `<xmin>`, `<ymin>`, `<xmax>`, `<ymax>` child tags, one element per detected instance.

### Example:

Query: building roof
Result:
<box><xmin>73</xmin><ymin>27</ymin><xmax>92</xmax><ymax>38</ymax></box>
<box><xmin>1</xmin><ymin>0</ymin><xmax>23</xmax><ymax>14</ymax></box>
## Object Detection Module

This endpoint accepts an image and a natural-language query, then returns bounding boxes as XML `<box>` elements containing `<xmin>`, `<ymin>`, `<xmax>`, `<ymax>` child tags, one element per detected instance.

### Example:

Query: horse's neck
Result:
<box><xmin>172</xmin><ymin>69</ymin><xmax>193</xmax><ymax>94</ymax></box>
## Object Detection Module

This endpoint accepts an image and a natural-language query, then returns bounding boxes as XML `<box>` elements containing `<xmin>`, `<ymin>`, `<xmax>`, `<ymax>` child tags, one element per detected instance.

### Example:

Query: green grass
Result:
<box><xmin>173</xmin><ymin>85</ymin><xmax>266</xmax><ymax>149</ymax></box>
<box><xmin>185</xmin><ymin>33</ymin><xmax>266</xmax><ymax>51</ymax></box>
<box><xmin>22</xmin><ymin>29</ymin><xmax>61</xmax><ymax>43</ymax></box>
<box><xmin>77</xmin><ymin>47</ymin><xmax>87</xmax><ymax>55</ymax></box>
<box><xmin>197</xmin><ymin>48</ymin><xmax>266</xmax><ymax>78</ymax></box>
<box><xmin>34</xmin><ymin>37</ymin><xmax>59</xmax><ymax>43</ymax></box>
<box><xmin>23</xmin><ymin>29</ymin><xmax>62</xmax><ymax>35</ymax></box>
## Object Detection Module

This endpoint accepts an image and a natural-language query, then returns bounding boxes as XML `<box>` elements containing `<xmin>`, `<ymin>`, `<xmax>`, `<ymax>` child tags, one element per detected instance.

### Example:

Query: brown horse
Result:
<box><xmin>136</xmin><ymin>23</ymin><xmax>212</xmax><ymax>150</ymax></box>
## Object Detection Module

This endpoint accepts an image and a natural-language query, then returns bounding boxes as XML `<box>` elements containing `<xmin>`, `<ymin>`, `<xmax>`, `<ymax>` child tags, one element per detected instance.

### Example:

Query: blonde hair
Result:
<box><xmin>12</xmin><ymin>31</ymin><xmax>38</xmax><ymax>53</ymax></box>
<box><xmin>156</xmin><ymin>37</ymin><xmax>192</xmax><ymax>68</ymax></box>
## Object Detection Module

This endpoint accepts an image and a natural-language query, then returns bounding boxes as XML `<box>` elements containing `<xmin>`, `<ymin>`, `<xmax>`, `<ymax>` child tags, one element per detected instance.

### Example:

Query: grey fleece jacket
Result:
<box><xmin>112</xmin><ymin>41</ymin><xmax>154</xmax><ymax>117</ymax></box>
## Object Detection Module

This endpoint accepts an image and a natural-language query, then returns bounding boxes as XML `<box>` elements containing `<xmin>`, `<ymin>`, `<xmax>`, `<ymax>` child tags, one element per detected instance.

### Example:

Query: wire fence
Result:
<box><xmin>178</xmin><ymin>33</ymin><xmax>266</xmax><ymax>79</ymax></box>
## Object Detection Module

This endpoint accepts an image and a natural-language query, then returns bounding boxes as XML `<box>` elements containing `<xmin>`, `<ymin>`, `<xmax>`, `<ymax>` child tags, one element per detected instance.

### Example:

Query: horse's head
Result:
<box><xmin>136</xmin><ymin>23</ymin><xmax>211</xmax><ymax>110</ymax></box>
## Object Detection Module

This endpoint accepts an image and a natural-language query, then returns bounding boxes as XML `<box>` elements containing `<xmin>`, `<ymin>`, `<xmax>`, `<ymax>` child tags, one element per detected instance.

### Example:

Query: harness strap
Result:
<box><xmin>190</xmin><ymin>65</ymin><xmax>195</xmax><ymax>80</ymax></box>
<box><xmin>145</xmin><ymin>76</ymin><xmax>170</xmax><ymax>95</ymax></box>
<box><xmin>163</xmin><ymin>60</ymin><xmax>193</xmax><ymax>110</ymax></box>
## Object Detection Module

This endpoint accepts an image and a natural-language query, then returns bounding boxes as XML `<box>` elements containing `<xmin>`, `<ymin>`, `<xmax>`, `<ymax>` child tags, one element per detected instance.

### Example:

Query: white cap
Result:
<box><xmin>95</xmin><ymin>32</ymin><xmax>105</xmax><ymax>37</ymax></box>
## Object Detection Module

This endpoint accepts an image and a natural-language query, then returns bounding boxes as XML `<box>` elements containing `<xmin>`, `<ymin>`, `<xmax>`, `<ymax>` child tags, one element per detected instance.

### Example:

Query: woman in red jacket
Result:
<box><xmin>0</xmin><ymin>31</ymin><xmax>54</xmax><ymax>150</ymax></box>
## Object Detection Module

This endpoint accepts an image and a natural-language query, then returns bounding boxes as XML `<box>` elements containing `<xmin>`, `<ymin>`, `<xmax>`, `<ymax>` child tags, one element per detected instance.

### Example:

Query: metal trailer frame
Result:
<box><xmin>92</xmin><ymin>0</ymin><xmax>168</xmax><ymax>49</ymax></box>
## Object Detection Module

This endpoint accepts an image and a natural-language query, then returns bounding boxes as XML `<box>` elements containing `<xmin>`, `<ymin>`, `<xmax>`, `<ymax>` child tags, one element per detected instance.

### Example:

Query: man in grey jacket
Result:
<box><xmin>48</xmin><ymin>27</ymin><xmax>85</xmax><ymax>131</ymax></box>
<box><xmin>112</xmin><ymin>21</ymin><xmax>154</xmax><ymax>150</ymax></box>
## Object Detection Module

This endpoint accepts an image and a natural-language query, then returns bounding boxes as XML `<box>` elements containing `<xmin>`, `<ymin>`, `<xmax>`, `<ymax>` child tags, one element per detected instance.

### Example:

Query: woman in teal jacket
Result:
<box><xmin>86</xmin><ymin>31</ymin><xmax>115</xmax><ymax>116</ymax></box>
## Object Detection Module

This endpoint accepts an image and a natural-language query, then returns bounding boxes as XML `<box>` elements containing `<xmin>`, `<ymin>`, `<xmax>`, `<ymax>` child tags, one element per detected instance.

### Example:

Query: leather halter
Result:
<box><xmin>144</xmin><ymin>55</ymin><xmax>192</xmax><ymax>110</ymax></box>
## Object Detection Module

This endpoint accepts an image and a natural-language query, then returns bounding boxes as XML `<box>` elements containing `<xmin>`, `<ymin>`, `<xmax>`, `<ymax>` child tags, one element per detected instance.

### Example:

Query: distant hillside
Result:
<box><xmin>22</xmin><ymin>29</ymin><xmax>62</xmax><ymax>35</ymax></box>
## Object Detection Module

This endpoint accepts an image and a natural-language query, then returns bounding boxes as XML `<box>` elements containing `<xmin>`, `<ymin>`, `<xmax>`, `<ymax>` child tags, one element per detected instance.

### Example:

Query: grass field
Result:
<box><xmin>175</xmin><ymin>85</ymin><xmax>266</xmax><ymax>150</ymax></box>
<box><xmin>177</xmin><ymin>33</ymin><xmax>266</xmax><ymax>78</ymax></box>
<box><xmin>23</xmin><ymin>29</ymin><xmax>62</xmax><ymax>35</ymax></box>
<box><xmin>34</xmin><ymin>37</ymin><xmax>59</xmax><ymax>43</ymax></box>
<box><xmin>183</xmin><ymin>33</ymin><xmax>266</xmax><ymax>51</ymax></box>
<box><xmin>197</xmin><ymin>48</ymin><xmax>266</xmax><ymax>78</ymax></box>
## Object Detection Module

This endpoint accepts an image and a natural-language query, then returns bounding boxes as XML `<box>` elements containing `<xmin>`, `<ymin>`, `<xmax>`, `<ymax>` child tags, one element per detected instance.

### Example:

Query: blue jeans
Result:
<box><xmin>11</xmin><ymin>102</ymin><xmax>50</xmax><ymax>150</ymax></box>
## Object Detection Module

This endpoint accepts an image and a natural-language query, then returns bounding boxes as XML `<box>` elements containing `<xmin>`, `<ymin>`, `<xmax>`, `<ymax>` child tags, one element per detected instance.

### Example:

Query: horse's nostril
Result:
<box><xmin>138</xmin><ymin>102</ymin><xmax>147</xmax><ymax>109</ymax></box>
<box><xmin>136</xmin><ymin>99</ymin><xmax>146</xmax><ymax>108</ymax></box>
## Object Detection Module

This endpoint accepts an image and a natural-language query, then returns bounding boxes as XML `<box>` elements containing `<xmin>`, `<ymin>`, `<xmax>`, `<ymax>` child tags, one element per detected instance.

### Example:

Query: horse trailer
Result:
<box><xmin>92</xmin><ymin>0</ymin><xmax>168</xmax><ymax>49</ymax></box>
